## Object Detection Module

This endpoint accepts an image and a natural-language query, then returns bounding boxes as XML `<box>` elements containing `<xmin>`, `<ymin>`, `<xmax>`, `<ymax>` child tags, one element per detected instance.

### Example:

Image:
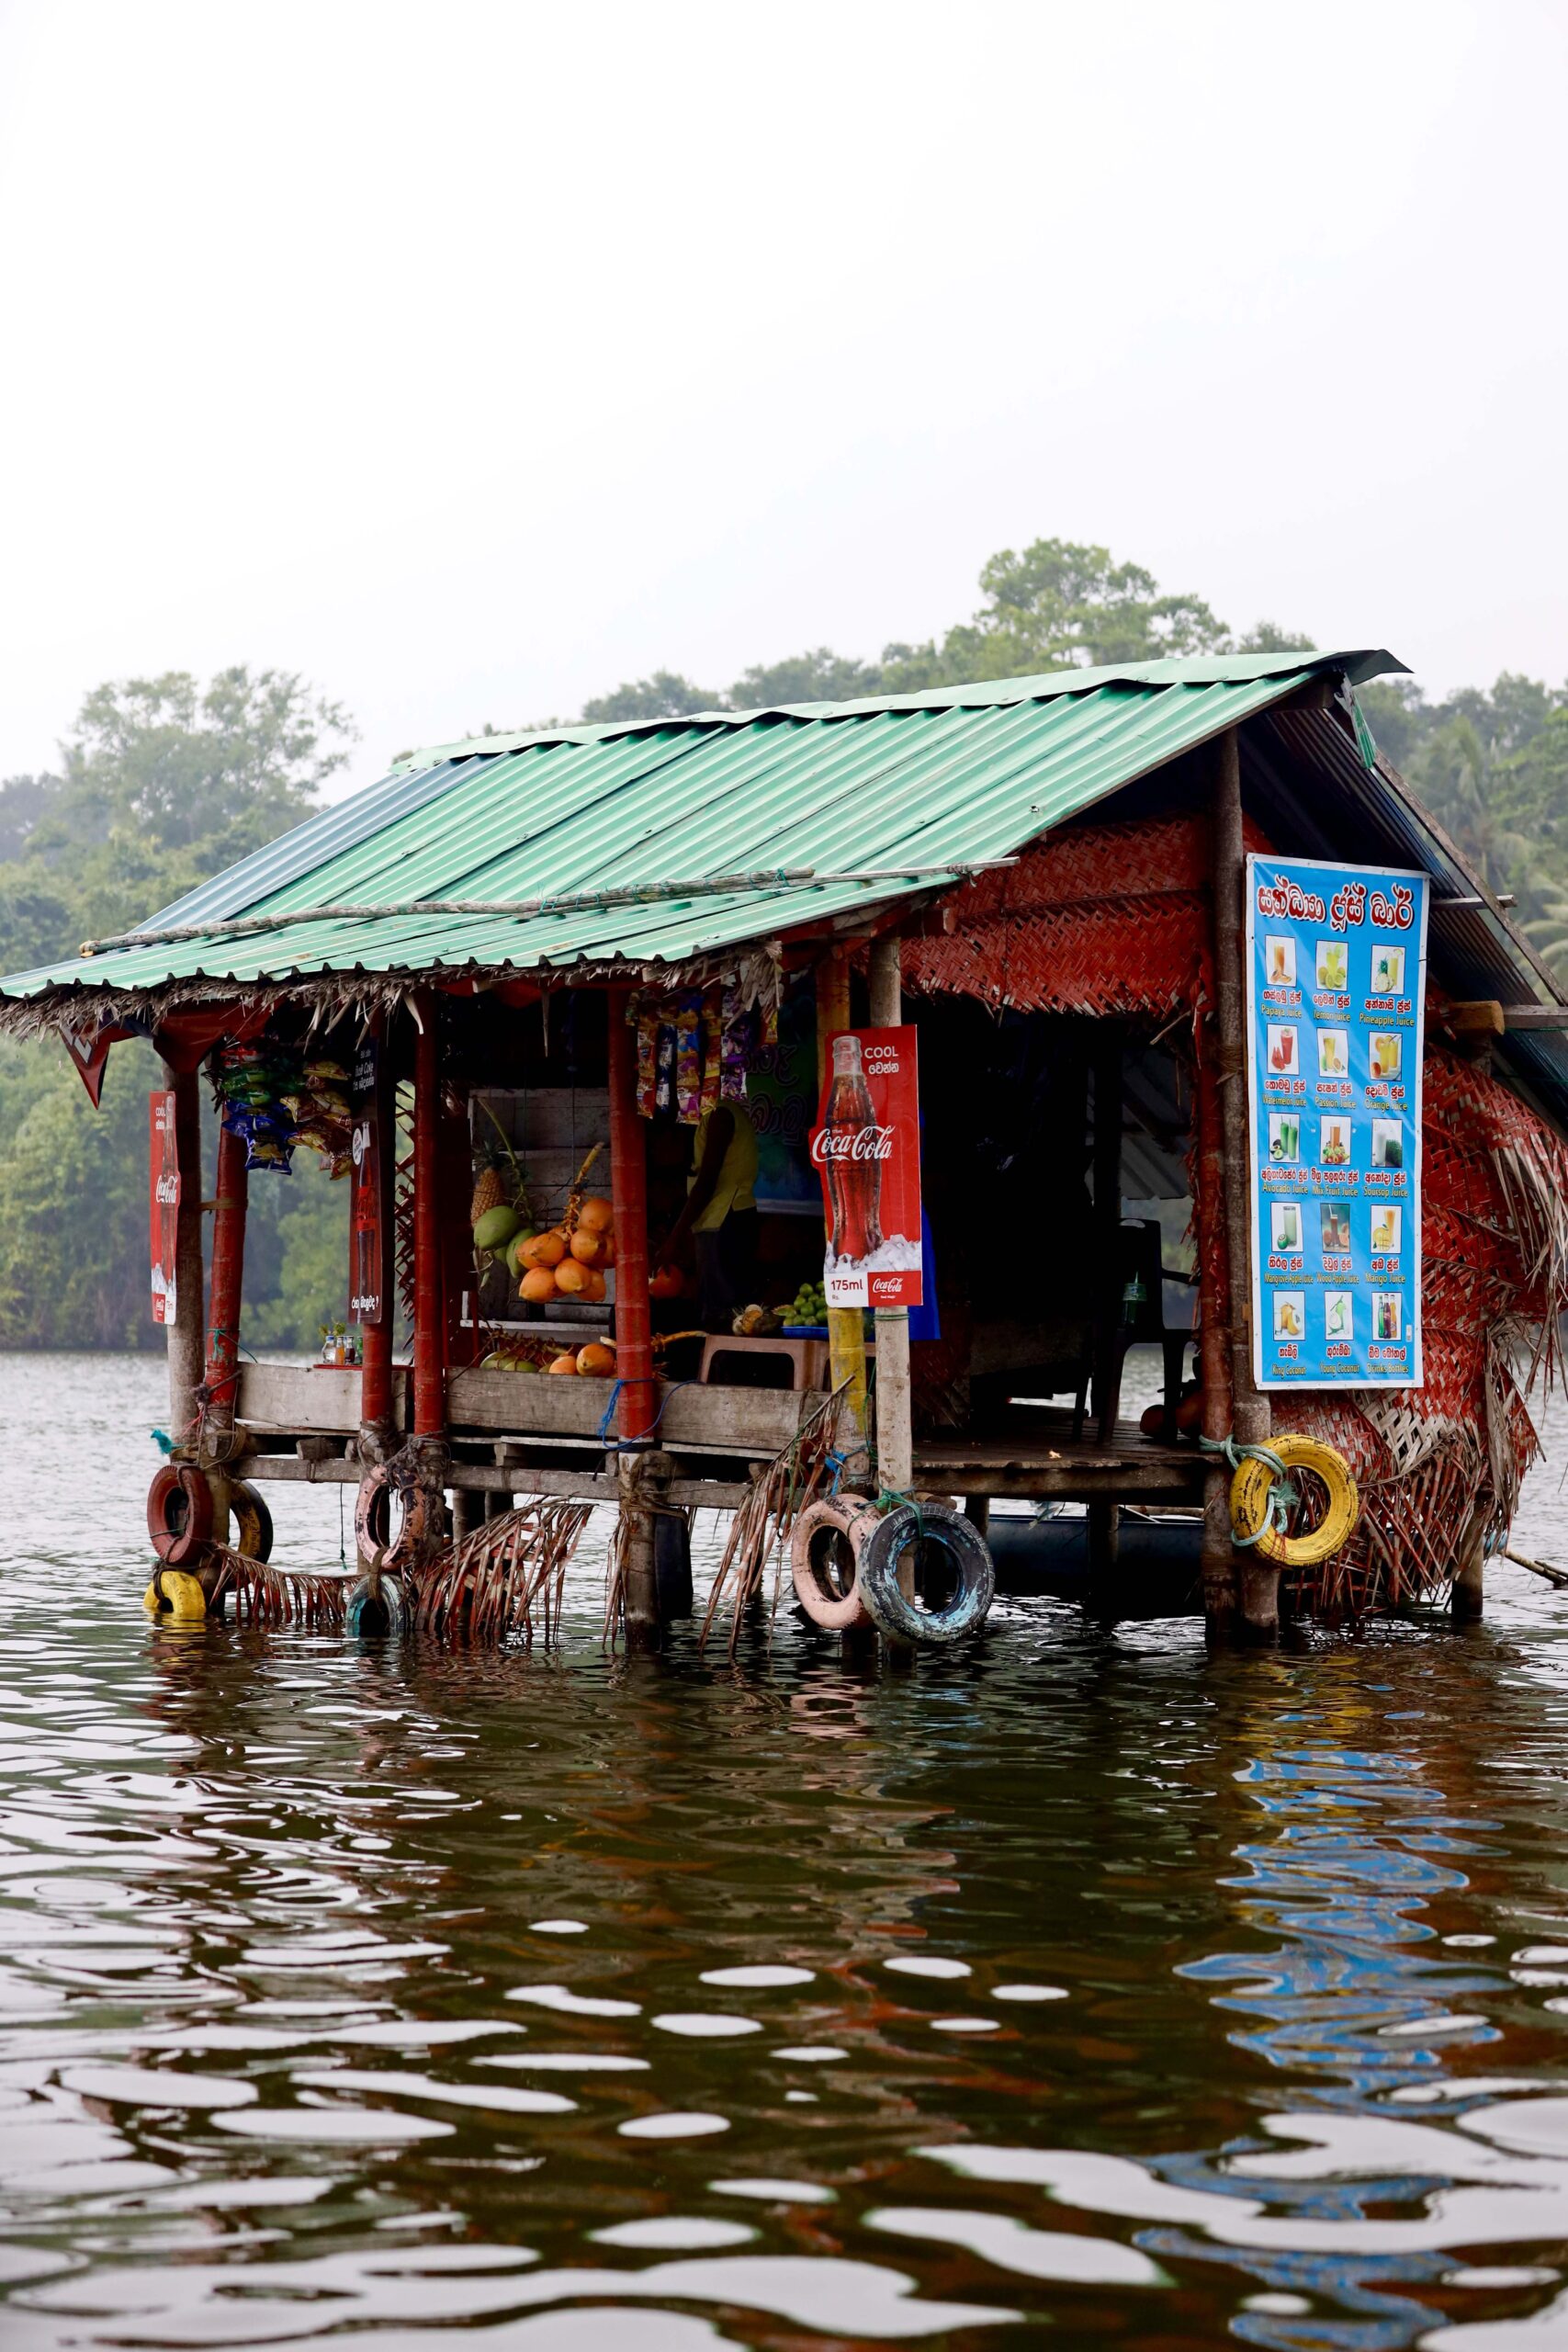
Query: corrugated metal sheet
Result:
<box><xmin>0</xmin><ymin>653</ymin><xmax>1401</xmax><ymax>1003</ymax></box>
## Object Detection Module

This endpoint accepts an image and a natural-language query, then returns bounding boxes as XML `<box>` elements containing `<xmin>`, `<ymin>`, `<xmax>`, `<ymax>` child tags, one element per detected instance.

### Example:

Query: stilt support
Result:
<box><xmin>607</xmin><ymin>986</ymin><xmax>660</xmax><ymax>1646</ymax></box>
<box><xmin>356</xmin><ymin>1014</ymin><xmax>397</xmax><ymax>1459</ymax></box>
<box><xmin>164</xmin><ymin>1058</ymin><xmax>206</xmax><ymax>1448</ymax></box>
<box><xmin>818</xmin><ymin>947</ymin><xmax>870</xmax><ymax>1483</ymax></box>
<box><xmin>204</xmin><ymin>1116</ymin><xmax>248</xmax><ymax>1452</ymax></box>
<box><xmin>869</xmin><ymin>935</ymin><xmax>912</xmax><ymax>1500</ymax></box>
<box><xmin>1452</xmin><ymin>1537</ymin><xmax>1486</xmax><ymax>1621</ymax></box>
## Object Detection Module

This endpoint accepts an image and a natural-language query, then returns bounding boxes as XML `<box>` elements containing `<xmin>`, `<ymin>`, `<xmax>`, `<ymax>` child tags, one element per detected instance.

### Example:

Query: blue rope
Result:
<box><xmin>599</xmin><ymin>1378</ymin><xmax>696</xmax><ymax>1449</ymax></box>
<box><xmin>1199</xmin><ymin>1432</ymin><xmax>1299</xmax><ymax>1547</ymax></box>
<box><xmin>596</xmin><ymin>1380</ymin><xmax>626</xmax><ymax>1445</ymax></box>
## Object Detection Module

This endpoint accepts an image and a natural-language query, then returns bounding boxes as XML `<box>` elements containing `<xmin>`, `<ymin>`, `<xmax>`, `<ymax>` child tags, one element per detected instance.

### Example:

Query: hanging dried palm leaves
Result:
<box><xmin>403</xmin><ymin>1498</ymin><xmax>593</xmax><ymax>1644</ymax></box>
<box><xmin>208</xmin><ymin>1545</ymin><xmax>349</xmax><ymax>1630</ymax></box>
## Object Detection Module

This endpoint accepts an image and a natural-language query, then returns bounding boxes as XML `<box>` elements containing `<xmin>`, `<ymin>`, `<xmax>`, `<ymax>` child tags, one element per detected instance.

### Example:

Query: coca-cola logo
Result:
<box><xmin>810</xmin><ymin>1125</ymin><xmax>894</xmax><ymax>1165</ymax></box>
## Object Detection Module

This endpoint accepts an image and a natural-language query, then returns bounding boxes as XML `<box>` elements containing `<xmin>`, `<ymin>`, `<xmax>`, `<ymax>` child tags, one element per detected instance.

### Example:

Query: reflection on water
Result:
<box><xmin>4</xmin><ymin>1351</ymin><xmax>1568</xmax><ymax>2347</ymax></box>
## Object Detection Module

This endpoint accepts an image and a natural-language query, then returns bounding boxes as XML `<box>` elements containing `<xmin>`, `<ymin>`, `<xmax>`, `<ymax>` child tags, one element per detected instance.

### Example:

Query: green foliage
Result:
<box><xmin>581</xmin><ymin>537</ymin><xmax>1318</xmax><ymax>722</ymax></box>
<box><xmin>1360</xmin><ymin>674</ymin><xmax>1568</xmax><ymax>957</ymax></box>
<box><xmin>940</xmin><ymin>538</ymin><xmax>1232</xmax><ymax>677</ymax></box>
<box><xmin>0</xmin><ymin>667</ymin><xmax>356</xmax><ymax>1350</ymax></box>
<box><xmin>581</xmin><ymin>670</ymin><xmax>717</xmax><ymax>724</ymax></box>
<box><xmin>730</xmin><ymin>649</ymin><xmax>884</xmax><ymax>707</ymax></box>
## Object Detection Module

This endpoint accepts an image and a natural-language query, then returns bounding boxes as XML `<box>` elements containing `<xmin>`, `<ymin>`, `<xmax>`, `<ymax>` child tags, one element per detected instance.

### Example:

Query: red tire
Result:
<box><xmin>147</xmin><ymin>1465</ymin><xmax>214</xmax><ymax>1566</ymax></box>
<box><xmin>355</xmin><ymin>1465</ymin><xmax>436</xmax><ymax>1568</ymax></box>
<box><xmin>790</xmin><ymin>1498</ymin><xmax>876</xmax><ymax>1631</ymax></box>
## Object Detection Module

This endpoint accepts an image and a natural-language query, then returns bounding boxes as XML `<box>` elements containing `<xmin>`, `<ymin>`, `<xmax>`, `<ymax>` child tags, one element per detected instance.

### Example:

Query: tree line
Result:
<box><xmin>0</xmin><ymin>537</ymin><xmax>1561</xmax><ymax>1349</ymax></box>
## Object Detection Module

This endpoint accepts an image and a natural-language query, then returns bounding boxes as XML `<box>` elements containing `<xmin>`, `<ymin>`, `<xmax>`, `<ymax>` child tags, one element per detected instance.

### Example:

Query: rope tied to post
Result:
<box><xmin>1201</xmin><ymin>1430</ymin><xmax>1359</xmax><ymax>1567</ymax></box>
<box><xmin>1199</xmin><ymin>1433</ymin><xmax>1297</xmax><ymax>1546</ymax></box>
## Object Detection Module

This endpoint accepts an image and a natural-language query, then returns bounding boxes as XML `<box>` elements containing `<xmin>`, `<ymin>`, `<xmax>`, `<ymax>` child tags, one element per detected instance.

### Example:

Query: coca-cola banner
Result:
<box><xmin>811</xmin><ymin>1025</ymin><xmax>923</xmax><ymax>1308</ymax></box>
<box><xmin>150</xmin><ymin>1090</ymin><xmax>180</xmax><ymax>1326</ymax></box>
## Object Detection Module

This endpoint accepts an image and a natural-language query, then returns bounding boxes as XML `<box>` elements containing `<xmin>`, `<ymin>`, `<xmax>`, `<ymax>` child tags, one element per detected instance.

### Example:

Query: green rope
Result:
<box><xmin>1199</xmin><ymin>1432</ymin><xmax>1301</xmax><ymax>1548</ymax></box>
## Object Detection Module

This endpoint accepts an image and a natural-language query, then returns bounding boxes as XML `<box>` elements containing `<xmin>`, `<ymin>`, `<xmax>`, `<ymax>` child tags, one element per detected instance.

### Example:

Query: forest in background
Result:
<box><xmin>0</xmin><ymin>535</ymin><xmax>1562</xmax><ymax>1350</ymax></box>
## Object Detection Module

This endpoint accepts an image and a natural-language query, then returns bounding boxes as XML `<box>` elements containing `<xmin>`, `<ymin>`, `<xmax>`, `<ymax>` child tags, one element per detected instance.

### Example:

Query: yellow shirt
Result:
<box><xmin>689</xmin><ymin>1103</ymin><xmax>758</xmax><ymax>1232</ymax></box>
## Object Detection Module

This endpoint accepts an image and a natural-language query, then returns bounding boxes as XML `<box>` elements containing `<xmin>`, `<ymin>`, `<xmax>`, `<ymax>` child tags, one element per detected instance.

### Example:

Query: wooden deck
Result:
<box><xmin>227</xmin><ymin>1364</ymin><xmax>1203</xmax><ymax>1513</ymax></box>
<box><xmin>916</xmin><ymin>1411</ymin><xmax>1204</xmax><ymax>1504</ymax></box>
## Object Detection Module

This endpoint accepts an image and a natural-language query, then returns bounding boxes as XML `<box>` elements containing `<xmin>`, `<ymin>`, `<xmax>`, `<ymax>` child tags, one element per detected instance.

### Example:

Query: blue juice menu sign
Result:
<box><xmin>1245</xmin><ymin>854</ymin><xmax>1428</xmax><ymax>1389</ymax></box>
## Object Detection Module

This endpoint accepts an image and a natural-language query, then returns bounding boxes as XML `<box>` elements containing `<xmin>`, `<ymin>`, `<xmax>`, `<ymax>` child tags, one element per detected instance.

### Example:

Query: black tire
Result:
<box><xmin>230</xmin><ymin>1480</ymin><xmax>274</xmax><ymax>1564</ymax></box>
<box><xmin>347</xmin><ymin>1574</ymin><xmax>407</xmax><ymax>1636</ymax></box>
<box><xmin>856</xmin><ymin>1502</ymin><xmax>996</xmax><ymax>1645</ymax></box>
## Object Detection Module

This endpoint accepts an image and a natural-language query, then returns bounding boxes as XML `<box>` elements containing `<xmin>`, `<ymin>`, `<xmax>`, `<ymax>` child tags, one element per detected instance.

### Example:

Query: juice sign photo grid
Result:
<box><xmin>1244</xmin><ymin>853</ymin><xmax>1428</xmax><ymax>1388</ymax></box>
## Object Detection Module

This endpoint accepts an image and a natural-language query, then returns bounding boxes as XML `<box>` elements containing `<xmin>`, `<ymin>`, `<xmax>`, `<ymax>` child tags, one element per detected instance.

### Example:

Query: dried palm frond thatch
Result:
<box><xmin>404</xmin><ymin>1498</ymin><xmax>594</xmax><ymax>1645</ymax></box>
<box><xmin>208</xmin><ymin>1546</ymin><xmax>349</xmax><ymax>1629</ymax></box>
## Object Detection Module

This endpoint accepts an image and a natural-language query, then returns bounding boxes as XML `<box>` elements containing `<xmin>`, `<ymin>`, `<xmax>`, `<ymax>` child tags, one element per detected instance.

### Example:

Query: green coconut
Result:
<box><xmin>473</xmin><ymin>1203</ymin><xmax>522</xmax><ymax>1252</ymax></box>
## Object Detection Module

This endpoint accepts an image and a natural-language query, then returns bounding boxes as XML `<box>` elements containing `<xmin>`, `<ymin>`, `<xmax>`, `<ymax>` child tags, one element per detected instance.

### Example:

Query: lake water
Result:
<box><xmin>6</xmin><ymin>1351</ymin><xmax>1568</xmax><ymax>2350</ymax></box>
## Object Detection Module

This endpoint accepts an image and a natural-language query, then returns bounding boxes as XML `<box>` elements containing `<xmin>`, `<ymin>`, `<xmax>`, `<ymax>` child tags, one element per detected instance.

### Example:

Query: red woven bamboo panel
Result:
<box><xmin>905</xmin><ymin>895</ymin><xmax>1209</xmax><ymax>1018</ymax></box>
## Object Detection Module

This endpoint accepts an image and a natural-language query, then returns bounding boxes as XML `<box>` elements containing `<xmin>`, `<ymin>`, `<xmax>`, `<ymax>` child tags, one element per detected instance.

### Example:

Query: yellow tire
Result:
<box><xmin>1230</xmin><ymin>1435</ymin><xmax>1359</xmax><ymax>1568</ymax></box>
<box><xmin>142</xmin><ymin>1568</ymin><xmax>208</xmax><ymax>1622</ymax></box>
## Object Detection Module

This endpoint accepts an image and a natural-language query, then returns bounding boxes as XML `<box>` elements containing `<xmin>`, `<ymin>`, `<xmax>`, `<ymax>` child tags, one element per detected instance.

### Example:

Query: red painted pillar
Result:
<box><xmin>204</xmin><ymin>1119</ymin><xmax>249</xmax><ymax>1432</ymax></box>
<box><xmin>412</xmin><ymin>994</ymin><xmax>446</xmax><ymax>1439</ymax></box>
<box><xmin>606</xmin><ymin>988</ymin><xmax>655</xmax><ymax>1446</ymax></box>
<box><xmin>357</xmin><ymin>1017</ymin><xmax>395</xmax><ymax>1437</ymax></box>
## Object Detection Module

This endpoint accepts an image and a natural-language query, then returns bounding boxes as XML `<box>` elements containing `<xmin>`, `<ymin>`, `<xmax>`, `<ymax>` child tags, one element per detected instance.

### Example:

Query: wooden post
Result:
<box><xmin>1194</xmin><ymin>1035</ymin><xmax>1238</xmax><ymax>1628</ymax></box>
<box><xmin>164</xmin><ymin>1059</ymin><xmax>206</xmax><ymax>1446</ymax></box>
<box><xmin>817</xmin><ymin>947</ymin><xmax>870</xmax><ymax>1483</ymax></box>
<box><xmin>868</xmin><ymin>937</ymin><xmax>912</xmax><ymax>1498</ymax></box>
<box><xmin>607</xmin><ymin>986</ymin><xmax>660</xmax><ymax>1648</ymax></box>
<box><xmin>412</xmin><ymin>994</ymin><xmax>446</xmax><ymax>1441</ymax></box>
<box><xmin>1088</xmin><ymin>1023</ymin><xmax>1124</xmax><ymax>1576</ymax></box>
<box><xmin>203</xmin><ymin>1117</ymin><xmax>248</xmax><ymax>1451</ymax></box>
<box><xmin>1212</xmin><ymin>727</ymin><xmax>1277</xmax><ymax>1638</ymax></box>
<box><xmin>1452</xmin><ymin>1503</ymin><xmax>1487</xmax><ymax>1621</ymax></box>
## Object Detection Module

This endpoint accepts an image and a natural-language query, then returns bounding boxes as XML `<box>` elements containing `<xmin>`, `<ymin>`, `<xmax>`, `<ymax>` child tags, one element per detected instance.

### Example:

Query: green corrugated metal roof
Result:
<box><xmin>0</xmin><ymin>651</ymin><xmax>1404</xmax><ymax>1006</ymax></box>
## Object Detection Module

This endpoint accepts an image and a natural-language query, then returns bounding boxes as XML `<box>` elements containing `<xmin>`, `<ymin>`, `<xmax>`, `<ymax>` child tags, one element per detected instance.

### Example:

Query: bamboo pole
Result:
<box><xmin>868</xmin><ymin>937</ymin><xmax>911</xmax><ymax>1496</ymax></box>
<box><xmin>607</xmin><ymin>985</ymin><xmax>660</xmax><ymax>1648</ymax></box>
<box><xmin>817</xmin><ymin>947</ymin><xmax>870</xmax><ymax>1483</ymax></box>
<box><xmin>1212</xmin><ymin>727</ymin><xmax>1277</xmax><ymax>1638</ymax></box>
<box><xmin>164</xmin><ymin>1059</ymin><xmax>206</xmax><ymax>1446</ymax></box>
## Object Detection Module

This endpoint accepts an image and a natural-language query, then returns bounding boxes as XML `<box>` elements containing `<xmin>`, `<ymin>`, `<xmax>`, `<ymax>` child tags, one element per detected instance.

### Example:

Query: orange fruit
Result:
<box><xmin>578</xmin><ymin>1268</ymin><xmax>606</xmax><ymax>1302</ymax></box>
<box><xmin>554</xmin><ymin>1257</ymin><xmax>591</xmax><ymax>1295</ymax></box>
<box><xmin>547</xmin><ymin>1352</ymin><xmax>579</xmax><ymax>1375</ymax></box>
<box><xmin>597</xmin><ymin>1234</ymin><xmax>615</xmax><ymax>1267</ymax></box>
<box><xmin>520</xmin><ymin>1228</ymin><xmax>568</xmax><ymax>1270</ymax></box>
<box><xmin>569</xmin><ymin>1227</ymin><xmax>605</xmax><ymax>1266</ymax></box>
<box><xmin>649</xmin><ymin>1265</ymin><xmax>682</xmax><ymax>1300</ymax></box>
<box><xmin>576</xmin><ymin>1341</ymin><xmax>616</xmax><ymax>1377</ymax></box>
<box><xmin>577</xmin><ymin>1195</ymin><xmax>615</xmax><ymax>1234</ymax></box>
<box><xmin>519</xmin><ymin>1266</ymin><xmax>558</xmax><ymax>1305</ymax></box>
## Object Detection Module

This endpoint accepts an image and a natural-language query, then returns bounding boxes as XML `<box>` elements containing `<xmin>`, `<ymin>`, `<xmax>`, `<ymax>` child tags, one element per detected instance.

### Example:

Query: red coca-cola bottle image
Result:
<box><xmin>816</xmin><ymin>1034</ymin><xmax>886</xmax><ymax>1263</ymax></box>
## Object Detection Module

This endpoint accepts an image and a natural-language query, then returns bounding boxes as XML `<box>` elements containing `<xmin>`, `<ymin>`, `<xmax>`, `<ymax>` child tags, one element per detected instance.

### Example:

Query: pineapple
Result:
<box><xmin>470</xmin><ymin>1157</ymin><xmax>505</xmax><ymax>1227</ymax></box>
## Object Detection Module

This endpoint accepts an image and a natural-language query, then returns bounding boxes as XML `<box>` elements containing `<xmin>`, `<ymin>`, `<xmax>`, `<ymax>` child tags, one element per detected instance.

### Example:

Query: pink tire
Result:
<box><xmin>791</xmin><ymin>1498</ymin><xmax>876</xmax><ymax>1630</ymax></box>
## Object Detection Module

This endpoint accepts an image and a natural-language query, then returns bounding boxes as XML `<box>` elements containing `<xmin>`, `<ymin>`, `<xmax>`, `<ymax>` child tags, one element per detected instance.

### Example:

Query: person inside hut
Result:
<box><xmin>658</xmin><ymin>1100</ymin><xmax>760</xmax><ymax>1331</ymax></box>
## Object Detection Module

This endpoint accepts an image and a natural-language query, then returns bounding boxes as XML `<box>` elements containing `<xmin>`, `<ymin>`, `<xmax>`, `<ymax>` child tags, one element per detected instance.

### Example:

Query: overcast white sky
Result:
<box><xmin>0</xmin><ymin>0</ymin><xmax>1563</xmax><ymax>790</ymax></box>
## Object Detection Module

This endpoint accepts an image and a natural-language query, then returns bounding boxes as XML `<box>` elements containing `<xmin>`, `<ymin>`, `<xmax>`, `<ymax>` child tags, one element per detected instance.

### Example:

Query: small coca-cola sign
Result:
<box><xmin>810</xmin><ymin>1025</ymin><xmax>922</xmax><ymax>1307</ymax></box>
